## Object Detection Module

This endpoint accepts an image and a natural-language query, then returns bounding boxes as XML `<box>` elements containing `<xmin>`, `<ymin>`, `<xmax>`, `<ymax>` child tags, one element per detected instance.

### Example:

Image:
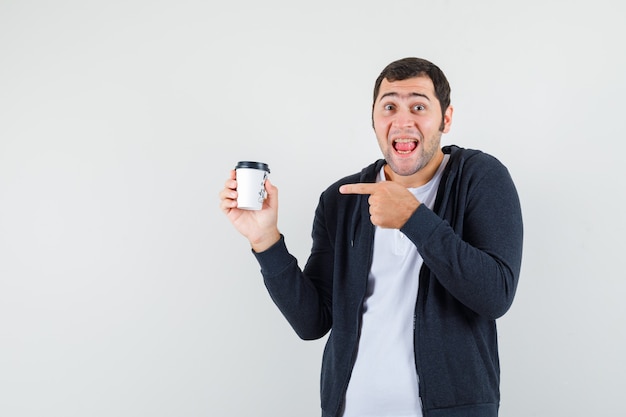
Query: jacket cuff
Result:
<box><xmin>401</xmin><ymin>204</ymin><xmax>442</xmax><ymax>246</ymax></box>
<box><xmin>251</xmin><ymin>234</ymin><xmax>295</xmax><ymax>275</ymax></box>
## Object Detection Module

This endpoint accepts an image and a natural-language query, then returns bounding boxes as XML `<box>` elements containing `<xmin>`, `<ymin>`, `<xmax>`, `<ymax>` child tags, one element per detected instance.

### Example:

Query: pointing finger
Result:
<box><xmin>339</xmin><ymin>183</ymin><xmax>379</xmax><ymax>195</ymax></box>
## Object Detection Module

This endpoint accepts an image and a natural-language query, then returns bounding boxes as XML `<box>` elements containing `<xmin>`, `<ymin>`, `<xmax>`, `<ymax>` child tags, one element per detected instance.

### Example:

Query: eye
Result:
<box><xmin>413</xmin><ymin>104</ymin><xmax>425</xmax><ymax>111</ymax></box>
<box><xmin>384</xmin><ymin>104</ymin><xmax>395</xmax><ymax>111</ymax></box>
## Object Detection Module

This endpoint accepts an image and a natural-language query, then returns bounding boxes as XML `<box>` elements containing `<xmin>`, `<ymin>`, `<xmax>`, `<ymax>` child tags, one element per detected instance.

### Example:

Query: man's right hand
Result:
<box><xmin>219</xmin><ymin>169</ymin><xmax>281</xmax><ymax>252</ymax></box>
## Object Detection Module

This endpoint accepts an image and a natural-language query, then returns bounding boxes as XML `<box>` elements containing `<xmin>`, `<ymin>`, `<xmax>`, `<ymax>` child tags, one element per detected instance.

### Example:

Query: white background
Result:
<box><xmin>1</xmin><ymin>1</ymin><xmax>625</xmax><ymax>416</ymax></box>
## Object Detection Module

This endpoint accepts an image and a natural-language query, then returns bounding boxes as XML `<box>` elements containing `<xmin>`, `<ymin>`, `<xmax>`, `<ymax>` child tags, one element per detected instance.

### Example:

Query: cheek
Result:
<box><xmin>373</xmin><ymin>118</ymin><xmax>389</xmax><ymax>138</ymax></box>
<box><xmin>418</xmin><ymin>118</ymin><xmax>440</xmax><ymax>136</ymax></box>
<box><xmin>374</xmin><ymin>126</ymin><xmax>389</xmax><ymax>150</ymax></box>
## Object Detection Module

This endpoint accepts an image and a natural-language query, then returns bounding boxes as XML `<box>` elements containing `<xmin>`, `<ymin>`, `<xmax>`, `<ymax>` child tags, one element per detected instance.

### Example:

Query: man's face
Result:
<box><xmin>372</xmin><ymin>76</ymin><xmax>453</xmax><ymax>186</ymax></box>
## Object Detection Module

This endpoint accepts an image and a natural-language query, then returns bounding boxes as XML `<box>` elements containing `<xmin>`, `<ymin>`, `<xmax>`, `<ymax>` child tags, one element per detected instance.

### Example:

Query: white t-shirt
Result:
<box><xmin>341</xmin><ymin>155</ymin><xmax>449</xmax><ymax>417</ymax></box>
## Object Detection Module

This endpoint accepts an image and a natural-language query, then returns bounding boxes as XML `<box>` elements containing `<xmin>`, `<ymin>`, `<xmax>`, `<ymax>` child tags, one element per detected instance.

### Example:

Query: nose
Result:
<box><xmin>392</xmin><ymin>108</ymin><xmax>415</xmax><ymax>128</ymax></box>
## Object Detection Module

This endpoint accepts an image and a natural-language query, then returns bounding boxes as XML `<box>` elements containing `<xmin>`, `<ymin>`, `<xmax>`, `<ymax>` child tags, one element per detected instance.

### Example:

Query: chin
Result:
<box><xmin>386</xmin><ymin>158</ymin><xmax>422</xmax><ymax>177</ymax></box>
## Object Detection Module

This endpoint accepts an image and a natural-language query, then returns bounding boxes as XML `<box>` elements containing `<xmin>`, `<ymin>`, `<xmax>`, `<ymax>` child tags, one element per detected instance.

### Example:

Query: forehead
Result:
<box><xmin>377</xmin><ymin>76</ymin><xmax>437</xmax><ymax>102</ymax></box>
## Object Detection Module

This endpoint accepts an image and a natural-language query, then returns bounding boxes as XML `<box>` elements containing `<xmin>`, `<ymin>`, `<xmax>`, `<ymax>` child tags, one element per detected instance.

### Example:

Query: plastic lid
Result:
<box><xmin>235</xmin><ymin>161</ymin><xmax>270</xmax><ymax>173</ymax></box>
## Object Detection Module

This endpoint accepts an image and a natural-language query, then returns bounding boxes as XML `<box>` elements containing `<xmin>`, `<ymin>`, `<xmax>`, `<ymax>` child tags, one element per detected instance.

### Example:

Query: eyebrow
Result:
<box><xmin>378</xmin><ymin>92</ymin><xmax>431</xmax><ymax>102</ymax></box>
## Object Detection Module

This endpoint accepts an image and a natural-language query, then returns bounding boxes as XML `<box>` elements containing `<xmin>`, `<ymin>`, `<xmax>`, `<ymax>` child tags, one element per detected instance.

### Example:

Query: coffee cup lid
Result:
<box><xmin>235</xmin><ymin>161</ymin><xmax>270</xmax><ymax>173</ymax></box>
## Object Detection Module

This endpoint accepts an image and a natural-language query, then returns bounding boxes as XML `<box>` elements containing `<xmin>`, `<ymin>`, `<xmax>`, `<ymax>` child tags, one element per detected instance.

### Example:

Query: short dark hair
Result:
<box><xmin>372</xmin><ymin>57</ymin><xmax>451</xmax><ymax>122</ymax></box>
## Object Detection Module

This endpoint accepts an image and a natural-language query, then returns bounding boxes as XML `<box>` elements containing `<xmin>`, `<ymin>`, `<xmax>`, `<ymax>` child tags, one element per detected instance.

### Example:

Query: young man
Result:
<box><xmin>219</xmin><ymin>57</ymin><xmax>523</xmax><ymax>417</ymax></box>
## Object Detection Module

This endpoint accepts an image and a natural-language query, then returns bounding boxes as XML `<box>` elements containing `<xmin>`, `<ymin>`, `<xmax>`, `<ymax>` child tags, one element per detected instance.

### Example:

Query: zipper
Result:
<box><xmin>335</xmin><ymin>205</ymin><xmax>374</xmax><ymax>417</ymax></box>
<box><xmin>336</xmin><ymin>290</ymin><xmax>366</xmax><ymax>416</ymax></box>
<box><xmin>414</xmin><ymin>268</ymin><xmax>426</xmax><ymax>412</ymax></box>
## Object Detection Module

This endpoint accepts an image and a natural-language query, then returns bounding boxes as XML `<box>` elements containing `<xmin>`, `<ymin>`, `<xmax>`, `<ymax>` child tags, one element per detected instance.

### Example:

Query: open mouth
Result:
<box><xmin>393</xmin><ymin>138</ymin><xmax>418</xmax><ymax>155</ymax></box>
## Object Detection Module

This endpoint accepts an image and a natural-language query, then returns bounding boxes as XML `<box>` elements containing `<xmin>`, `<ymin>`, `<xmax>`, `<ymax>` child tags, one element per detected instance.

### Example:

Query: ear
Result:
<box><xmin>441</xmin><ymin>105</ymin><xmax>454</xmax><ymax>133</ymax></box>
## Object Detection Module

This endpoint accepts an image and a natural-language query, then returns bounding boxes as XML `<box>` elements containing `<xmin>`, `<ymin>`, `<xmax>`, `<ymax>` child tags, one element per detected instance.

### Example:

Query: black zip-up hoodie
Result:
<box><xmin>253</xmin><ymin>145</ymin><xmax>524</xmax><ymax>417</ymax></box>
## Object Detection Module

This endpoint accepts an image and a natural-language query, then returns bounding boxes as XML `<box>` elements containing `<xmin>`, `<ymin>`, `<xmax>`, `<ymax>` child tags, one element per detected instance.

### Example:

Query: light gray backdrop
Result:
<box><xmin>1</xmin><ymin>1</ymin><xmax>624</xmax><ymax>416</ymax></box>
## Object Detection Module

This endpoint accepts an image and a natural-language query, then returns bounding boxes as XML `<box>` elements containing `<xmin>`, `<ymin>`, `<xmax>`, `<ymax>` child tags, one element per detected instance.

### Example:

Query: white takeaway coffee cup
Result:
<box><xmin>235</xmin><ymin>161</ymin><xmax>270</xmax><ymax>210</ymax></box>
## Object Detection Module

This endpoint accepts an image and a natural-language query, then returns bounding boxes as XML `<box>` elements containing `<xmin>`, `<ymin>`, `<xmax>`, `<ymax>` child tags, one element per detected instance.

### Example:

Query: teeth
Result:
<box><xmin>393</xmin><ymin>138</ymin><xmax>418</xmax><ymax>155</ymax></box>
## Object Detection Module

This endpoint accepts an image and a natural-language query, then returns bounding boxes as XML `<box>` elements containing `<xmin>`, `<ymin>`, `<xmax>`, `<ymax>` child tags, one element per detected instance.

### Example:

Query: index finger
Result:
<box><xmin>339</xmin><ymin>183</ymin><xmax>379</xmax><ymax>195</ymax></box>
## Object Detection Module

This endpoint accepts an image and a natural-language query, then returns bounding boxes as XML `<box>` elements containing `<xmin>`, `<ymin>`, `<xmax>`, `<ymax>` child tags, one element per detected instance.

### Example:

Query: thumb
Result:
<box><xmin>265</xmin><ymin>177</ymin><xmax>277</xmax><ymax>195</ymax></box>
<box><xmin>263</xmin><ymin>177</ymin><xmax>278</xmax><ymax>206</ymax></box>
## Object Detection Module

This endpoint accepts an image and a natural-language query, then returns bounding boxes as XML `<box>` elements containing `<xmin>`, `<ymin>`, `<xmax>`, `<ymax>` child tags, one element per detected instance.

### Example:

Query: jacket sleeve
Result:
<box><xmin>401</xmin><ymin>157</ymin><xmax>523</xmax><ymax>319</ymax></box>
<box><xmin>252</xmin><ymin>195</ymin><xmax>334</xmax><ymax>340</ymax></box>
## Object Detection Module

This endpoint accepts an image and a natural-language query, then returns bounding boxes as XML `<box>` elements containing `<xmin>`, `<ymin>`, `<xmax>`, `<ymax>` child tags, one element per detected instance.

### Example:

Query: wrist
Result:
<box><xmin>250</xmin><ymin>230</ymin><xmax>281</xmax><ymax>253</ymax></box>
